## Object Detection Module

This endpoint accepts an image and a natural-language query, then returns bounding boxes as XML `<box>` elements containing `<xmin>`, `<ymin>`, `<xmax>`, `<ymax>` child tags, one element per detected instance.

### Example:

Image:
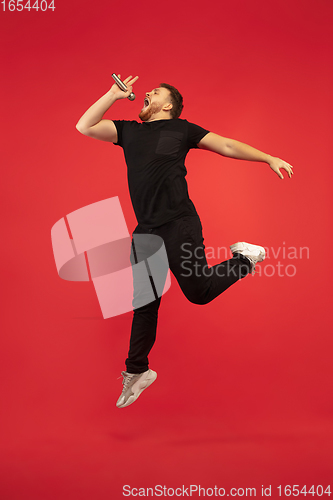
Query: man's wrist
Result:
<box><xmin>107</xmin><ymin>89</ymin><xmax>119</xmax><ymax>100</ymax></box>
<box><xmin>265</xmin><ymin>154</ymin><xmax>274</xmax><ymax>165</ymax></box>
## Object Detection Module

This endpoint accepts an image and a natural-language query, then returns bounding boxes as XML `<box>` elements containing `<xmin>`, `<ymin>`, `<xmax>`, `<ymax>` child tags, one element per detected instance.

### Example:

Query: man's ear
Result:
<box><xmin>163</xmin><ymin>102</ymin><xmax>173</xmax><ymax>112</ymax></box>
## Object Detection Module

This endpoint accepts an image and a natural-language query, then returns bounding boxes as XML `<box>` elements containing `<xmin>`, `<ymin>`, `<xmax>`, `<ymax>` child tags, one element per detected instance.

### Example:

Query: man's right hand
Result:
<box><xmin>76</xmin><ymin>74</ymin><xmax>139</xmax><ymax>143</ymax></box>
<box><xmin>110</xmin><ymin>74</ymin><xmax>139</xmax><ymax>100</ymax></box>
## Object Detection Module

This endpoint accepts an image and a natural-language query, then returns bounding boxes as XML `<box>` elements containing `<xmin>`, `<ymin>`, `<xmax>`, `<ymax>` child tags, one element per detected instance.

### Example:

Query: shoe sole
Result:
<box><xmin>116</xmin><ymin>370</ymin><xmax>157</xmax><ymax>409</ymax></box>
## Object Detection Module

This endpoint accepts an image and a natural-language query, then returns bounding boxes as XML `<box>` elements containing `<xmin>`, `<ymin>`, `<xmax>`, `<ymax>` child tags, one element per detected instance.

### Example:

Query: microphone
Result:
<box><xmin>112</xmin><ymin>73</ymin><xmax>136</xmax><ymax>101</ymax></box>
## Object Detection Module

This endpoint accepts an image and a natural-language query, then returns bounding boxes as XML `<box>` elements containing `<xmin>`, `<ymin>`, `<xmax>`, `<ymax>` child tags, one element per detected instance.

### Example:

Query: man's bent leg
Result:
<box><xmin>155</xmin><ymin>215</ymin><xmax>251</xmax><ymax>305</ymax></box>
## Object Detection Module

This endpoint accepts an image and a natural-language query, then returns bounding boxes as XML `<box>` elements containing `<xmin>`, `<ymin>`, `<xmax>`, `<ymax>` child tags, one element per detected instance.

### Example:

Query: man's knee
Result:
<box><xmin>183</xmin><ymin>289</ymin><xmax>210</xmax><ymax>305</ymax></box>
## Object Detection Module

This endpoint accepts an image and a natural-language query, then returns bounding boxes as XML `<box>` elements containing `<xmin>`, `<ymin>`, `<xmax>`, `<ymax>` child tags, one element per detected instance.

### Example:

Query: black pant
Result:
<box><xmin>126</xmin><ymin>214</ymin><xmax>250</xmax><ymax>373</ymax></box>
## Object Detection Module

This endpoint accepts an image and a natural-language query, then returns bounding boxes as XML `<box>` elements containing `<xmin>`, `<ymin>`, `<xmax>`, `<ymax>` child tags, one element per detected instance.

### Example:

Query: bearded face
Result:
<box><xmin>139</xmin><ymin>101</ymin><xmax>164</xmax><ymax>122</ymax></box>
<box><xmin>138</xmin><ymin>87</ymin><xmax>172</xmax><ymax>122</ymax></box>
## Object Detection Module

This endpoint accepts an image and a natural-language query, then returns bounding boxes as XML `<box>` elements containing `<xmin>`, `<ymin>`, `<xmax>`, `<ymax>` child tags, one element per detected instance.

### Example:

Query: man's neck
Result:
<box><xmin>146</xmin><ymin>118</ymin><xmax>172</xmax><ymax>122</ymax></box>
<box><xmin>146</xmin><ymin>113</ymin><xmax>173</xmax><ymax>122</ymax></box>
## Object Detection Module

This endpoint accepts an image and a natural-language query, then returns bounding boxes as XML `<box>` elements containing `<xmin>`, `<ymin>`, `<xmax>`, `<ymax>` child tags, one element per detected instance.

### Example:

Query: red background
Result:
<box><xmin>1</xmin><ymin>0</ymin><xmax>333</xmax><ymax>498</ymax></box>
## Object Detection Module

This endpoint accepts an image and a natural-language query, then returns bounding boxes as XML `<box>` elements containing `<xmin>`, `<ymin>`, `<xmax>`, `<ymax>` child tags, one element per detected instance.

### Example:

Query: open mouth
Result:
<box><xmin>142</xmin><ymin>97</ymin><xmax>150</xmax><ymax>110</ymax></box>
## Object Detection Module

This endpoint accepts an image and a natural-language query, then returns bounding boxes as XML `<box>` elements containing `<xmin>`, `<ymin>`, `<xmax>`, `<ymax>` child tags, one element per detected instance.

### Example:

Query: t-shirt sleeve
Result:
<box><xmin>112</xmin><ymin>120</ymin><xmax>126</xmax><ymax>147</ymax></box>
<box><xmin>186</xmin><ymin>120</ymin><xmax>210</xmax><ymax>149</ymax></box>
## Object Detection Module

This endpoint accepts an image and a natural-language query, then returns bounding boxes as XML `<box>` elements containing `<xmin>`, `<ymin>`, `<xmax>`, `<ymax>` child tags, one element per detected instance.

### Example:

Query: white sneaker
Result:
<box><xmin>116</xmin><ymin>369</ymin><xmax>157</xmax><ymax>408</ymax></box>
<box><xmin>230</xmin><ymin>241</ymin><xmax>265</xmax><ymax>274</ymax></box>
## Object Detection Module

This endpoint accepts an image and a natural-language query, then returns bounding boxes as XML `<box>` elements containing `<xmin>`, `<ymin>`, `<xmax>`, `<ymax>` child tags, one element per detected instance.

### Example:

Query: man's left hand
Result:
<box><xmin>268</xmin><ymin>157</ymin><xmax>294</xmax><ymax>179</ymax></box>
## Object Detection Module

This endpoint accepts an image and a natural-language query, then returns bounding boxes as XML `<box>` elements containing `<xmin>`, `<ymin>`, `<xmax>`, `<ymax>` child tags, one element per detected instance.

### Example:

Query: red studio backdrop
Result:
<box><xmin>1</xmin><ymin>0</ymin><xmax>333</xmax><ymax>498</ymax></box>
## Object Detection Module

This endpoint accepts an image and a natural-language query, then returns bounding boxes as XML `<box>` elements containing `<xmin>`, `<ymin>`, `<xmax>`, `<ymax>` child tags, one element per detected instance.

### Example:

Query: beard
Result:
<box><xmin>138</xmin><ymin>101</ymin><xmax>163</xmax><ymax>122</ymax></box>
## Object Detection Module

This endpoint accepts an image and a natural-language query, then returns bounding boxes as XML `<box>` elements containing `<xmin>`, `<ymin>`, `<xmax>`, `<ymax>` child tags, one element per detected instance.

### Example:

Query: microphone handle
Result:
<box><xmin>112</xmin><ymin>73</ymin><xmax>136</xmax><ymax>101</ymax></box>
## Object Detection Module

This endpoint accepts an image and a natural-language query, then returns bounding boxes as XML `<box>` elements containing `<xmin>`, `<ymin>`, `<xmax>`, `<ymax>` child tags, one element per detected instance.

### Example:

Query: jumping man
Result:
<box><xmin>76</xmin><ymin>74</ymin><xmax>294</xmax><ymax>408</ymax></box>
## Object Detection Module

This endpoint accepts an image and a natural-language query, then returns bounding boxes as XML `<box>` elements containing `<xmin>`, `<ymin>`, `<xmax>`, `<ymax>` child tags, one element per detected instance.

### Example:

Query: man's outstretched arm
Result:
<box><xmin>197</xmin><ymin>132</ymin><xmax>294</xmax><ymax>179</ymax></box>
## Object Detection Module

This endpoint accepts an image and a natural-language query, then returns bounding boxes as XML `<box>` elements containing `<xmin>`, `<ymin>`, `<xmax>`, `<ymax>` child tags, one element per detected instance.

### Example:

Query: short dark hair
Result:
<box><xmin>159</xmin><ymin>83</ymin><xmax>184</xmax><ymax>119</ymax></box>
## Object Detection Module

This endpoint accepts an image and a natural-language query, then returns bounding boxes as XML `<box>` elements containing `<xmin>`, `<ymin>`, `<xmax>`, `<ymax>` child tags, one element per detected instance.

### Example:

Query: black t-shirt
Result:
<box><xmin>113</xmin><ymin>118</ymin><xmax>210</xmax><ymax>229</ymax></box>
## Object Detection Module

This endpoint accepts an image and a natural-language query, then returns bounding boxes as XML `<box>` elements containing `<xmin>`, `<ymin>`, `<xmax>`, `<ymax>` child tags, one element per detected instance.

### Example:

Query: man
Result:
<box><xmin>76</xmin><ymin>74</ymin><xmax>294</xmax><ymax>409</ymax></box>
